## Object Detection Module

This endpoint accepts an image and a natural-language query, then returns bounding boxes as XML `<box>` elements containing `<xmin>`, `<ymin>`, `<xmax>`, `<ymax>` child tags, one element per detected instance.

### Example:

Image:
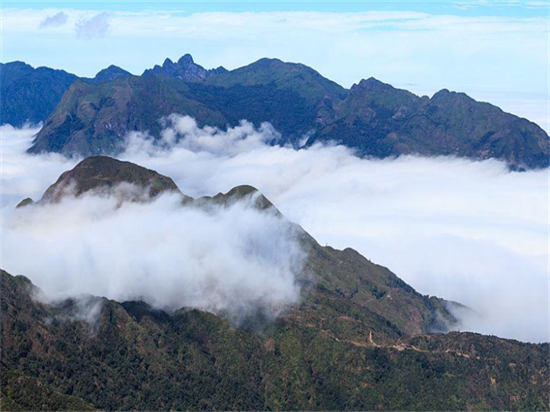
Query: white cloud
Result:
<box><xmin>39</xmin><ymin>11</ymin><xmax>68</xmax><ymax>29</ymax></box>
<box><xmin>453</xmin><ymin>0</ymin><xmax>524</xmax><ymax>8</ymax></box>
<box><xmin>1</xmin><ymin>119</ymin><xmax>548</xmax><ymax>342</ymax></box>
<box><xmin>125</xmin><ymin>114</ymin><xmax>280</xmax><ymax>157</ymax></box>
<box><xmin>75</xmin><ymin>12</ymin><xmax>110</xmax><ymax>39</ymax></box>
<box><xmin>3</xmin><ymin>190</ymin><xmax>304</xmax><ymax>325</ymax></box>
<box><xmin>1</xmin><ymin>125</ymin><xmax>304</xmax><ymax>325</ymax></box>
<box><xmin>0</xmin><ymin>124</ymin><xmax>77</xmax><ymax>207</ymax></box>
<box><xmin>119</xmin><ymin>115</ymin><xmax>550</xmax><ymax>343</ymax></box>
<box><xmin>0</xmin><ymin>125</ymin><xmax>77</xmax><ymax>207</ymax></box>
<box><xmin>526</xmin><ymin>1</ymin><xmax>550</xmax><ymax>8</ymax></box>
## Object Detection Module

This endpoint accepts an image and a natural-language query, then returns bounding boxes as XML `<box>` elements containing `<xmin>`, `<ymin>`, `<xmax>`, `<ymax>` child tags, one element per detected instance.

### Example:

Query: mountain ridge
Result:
<box><xmin>2</xmin><ymin>55</ymin><xmax>547</xmax><ymax>168</ymax></box>
<box><xmin>142</xmin><ymin>53</ymin><xmax>227</xmax><ymax>80</ymax></box>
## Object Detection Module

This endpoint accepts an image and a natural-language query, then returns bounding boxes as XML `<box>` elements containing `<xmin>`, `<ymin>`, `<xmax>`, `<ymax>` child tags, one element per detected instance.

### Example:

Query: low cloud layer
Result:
<box><xmin>1</xmin><ymin>119</ymin><xmax>548</xmax><ymax>342</ymax></box>
<box><xmin>2</xmin><ymin>185</ymin><xmax>304</xmax><ymax>325</ymax></box>
<box><xmin>1</xmin><ymin>124</ymin><xmax>304</xmax><ymax>325</ymax></box>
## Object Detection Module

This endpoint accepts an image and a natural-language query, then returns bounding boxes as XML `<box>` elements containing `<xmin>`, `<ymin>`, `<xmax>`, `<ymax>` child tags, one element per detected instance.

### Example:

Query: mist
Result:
<box><xmin>1</xmin><ymin>118</ymin><xmax>548</xmax><ymax>342</ymax></box>
<box><xmin>2</xmin><ymin>187</ymin><xmax>305</xmax><ymax>324</ymax></box>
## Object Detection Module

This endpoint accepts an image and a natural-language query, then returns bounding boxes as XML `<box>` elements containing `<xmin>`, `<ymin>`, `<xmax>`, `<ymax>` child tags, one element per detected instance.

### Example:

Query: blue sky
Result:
<box><xmin>1</xmin><ymin>0</ymin><xmax>548</xmax><ymax>130</ymax></box>
<box><xmin>4</xmin><ymin>0</ymin><xmax>549</xmax><ymax>17</ymax></box>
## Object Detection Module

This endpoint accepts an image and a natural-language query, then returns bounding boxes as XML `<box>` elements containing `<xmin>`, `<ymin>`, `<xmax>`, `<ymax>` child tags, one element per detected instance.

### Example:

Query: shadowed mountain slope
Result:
<box><xmin>0</xmin><ymin>62</ymin><xmax>132</xmax><ymax>127</ymax></box>
<box><xmin>0</xmin><ymin>61</ymin><xmax>79</xmax><ymax>127</ymax></box>
<box><xmin>27</xmin><ymin>76</ymin><xmax>226</xmax><ymax>156</ymax></box>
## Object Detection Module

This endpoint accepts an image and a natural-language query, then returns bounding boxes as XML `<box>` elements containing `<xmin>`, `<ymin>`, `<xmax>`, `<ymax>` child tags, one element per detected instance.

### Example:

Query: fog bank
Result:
<box><xmin>1</xmin><ymin>119</ymin><xmax>547</xmax><ymax>342</ymax></box>
<box><xmin>2</xmin><ymin>188</ymin><xmax>305</xmax><ymax>324</ymax></box>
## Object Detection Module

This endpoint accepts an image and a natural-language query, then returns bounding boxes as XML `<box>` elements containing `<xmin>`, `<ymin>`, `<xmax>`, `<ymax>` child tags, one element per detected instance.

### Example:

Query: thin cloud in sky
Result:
<box><xmin>75</xmin><ymin>12</ymin><xmax>110</xmax><ymax>39</ymax></box>
<box><xmin>460</xmin><ymin>0</ymin><xmax>549</xmax><ymax>10</ymax></box>
<box><xmin>39</xmin><ymin>11</ymin><xmax>68</xmax><ymax>29</ymax></box>
<box><xmin>525</xmin><ymin>1</ymin><xmax>550</xmax><ymax>8</ymax></box>
<box><xmin>454</xmin><ymin>0</ymin><xmax>528</xmax><ymax>7</ymax></box>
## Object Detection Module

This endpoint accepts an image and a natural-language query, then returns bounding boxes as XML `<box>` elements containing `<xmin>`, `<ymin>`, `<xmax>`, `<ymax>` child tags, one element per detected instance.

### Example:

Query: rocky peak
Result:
<box><xmin>142</xmin><ymin>54</ymin><xmax>225</xmax><ymax>82</ymax></box>
<box><xmin>430</xmin><ymin>89</ymin><xmax>474</xmax><ymax>105</ymax></box>
<box><xmin>346</xmin><ymin>77</ymin><xmax>420</xmax><ymax>112</ymax></box>
<box><xmin>178</xmin><ymin>54</ymin><xmax>194</xmax><ymax>65</ymax></box>
<box><xmin>355</xmin><ymin>77</ymin><xmax>386</xmax><ymax>90</ymax></box>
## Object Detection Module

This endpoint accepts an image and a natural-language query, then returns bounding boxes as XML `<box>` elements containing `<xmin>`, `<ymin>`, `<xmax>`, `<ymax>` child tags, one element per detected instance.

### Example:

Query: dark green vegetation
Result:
<box><xmin>2</xmin><ymin>158</ymin><xmax>549</xmax><ymax>410</ymax></box>
<box><xmin>2</xmin><ymin>55</ymin><xmax>547</xmax><ymax>168</ymax></box>
<box><xmin>2</xmin><ymin>268</ymin><xmax>548</xmax><ymax>411</ymax></box>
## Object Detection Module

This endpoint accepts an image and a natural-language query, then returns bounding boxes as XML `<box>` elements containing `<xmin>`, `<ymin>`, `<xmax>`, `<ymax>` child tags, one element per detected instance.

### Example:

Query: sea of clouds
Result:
<box><xmin>1</xmin><ymin>117</ymin><xmax>548</xmax><ymax>342</ymax></box>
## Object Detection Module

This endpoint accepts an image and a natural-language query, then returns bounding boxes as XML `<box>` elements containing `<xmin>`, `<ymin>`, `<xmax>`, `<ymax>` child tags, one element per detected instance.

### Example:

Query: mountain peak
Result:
<box><xmin>254</xmin><ymin>57</ymin><xmax>285</xmax><ymax>67</ymax></box>
<box><xmin>194</xmin><ymin>184</ymin><xmax>277</xmax><ymax>212</ymax></box>
<box><xmin>346</xmin><ymin>77</ymin><xmax>420</xmax><ymax>110</ymax></box>
<box><xmin>430</xmin><ymin>88</ymin><xmax>473</xmax><ymax>103</ymax></box>
<box><xmin>177</xmin><ymin>54</ymin><xmax>194</xmax><ymax>65</ymax></box>
<box><xmin>143</xmin><ymin>54</ymin><xmax>220</xmax><ymax>81</ymax></box>
<box><xmin>434</xmin><ymin>88</ymin><xmax>451</xmax><ymax>96</ymax></box>
<box><xmin>353</xmin><ymin>77</ymin><xmax>391</xmax><ymax>92</ymax></box>
<box><xmin>216</xmin><ymin>185</ymin><xmax>275</xmax><ymax>210</ymax></box>
<box><xmin>362</xmin><ymin>76</ymin><xmax>384</xmax><ymax>85</ymax></box>
<box><xmin>92</xmin><ymin>65</ymin><xmax>131</xmax><ymax>83</ymax></box>
<box><xmin>1</xmin><ymin>60</ymin><xmax>33</xmax><ymax>69</ymax></box>
<box><xmin>40</xmin><ymin>156</ymin><xmax>183</xmax><ymax>203</ymax></box>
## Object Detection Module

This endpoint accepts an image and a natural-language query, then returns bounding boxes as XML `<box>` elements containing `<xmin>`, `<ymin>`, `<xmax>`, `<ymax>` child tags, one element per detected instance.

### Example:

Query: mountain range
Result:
<box><xmin>1</xmin><ymin>55</ymin><xmax>548</xmax><ymax>169</ymax></box>
<box><xmin>2</xmin><ymin>157</ymin><xmax>549</xmax><ymax>410</ymax></box>
<box><xmin>0</xmin><ymin>62</ymin><xmax>132</xmax><ymax>128</ymax></box>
